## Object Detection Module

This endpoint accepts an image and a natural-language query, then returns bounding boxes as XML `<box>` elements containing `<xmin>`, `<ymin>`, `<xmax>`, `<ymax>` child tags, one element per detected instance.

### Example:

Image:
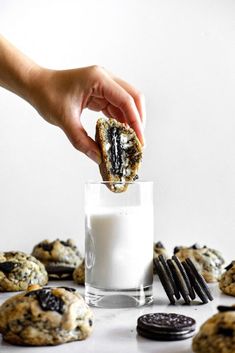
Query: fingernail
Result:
<box><xmin>87</xmin><ymin>150</ymin><xmax>102</xmax><ymax>164</ymax></box>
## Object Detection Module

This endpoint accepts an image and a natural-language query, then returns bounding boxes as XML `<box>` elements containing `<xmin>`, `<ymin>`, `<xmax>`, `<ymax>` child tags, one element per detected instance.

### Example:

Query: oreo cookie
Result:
<box><xmin>137</xmin><ymin>313</ymin><xmax>196</xmax><ymax>341</ymax></box>
<box><xmin>155</xmin><ymin>254</ymin><xmax>213</xmax><ymax>305</ymax></box>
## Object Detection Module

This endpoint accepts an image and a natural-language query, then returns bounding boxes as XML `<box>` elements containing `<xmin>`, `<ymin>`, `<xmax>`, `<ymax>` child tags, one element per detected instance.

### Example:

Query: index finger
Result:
<box><xmin>101</xmin><ymin>77</ymin><xmax>145</xmax><ymax>145</ymax></box>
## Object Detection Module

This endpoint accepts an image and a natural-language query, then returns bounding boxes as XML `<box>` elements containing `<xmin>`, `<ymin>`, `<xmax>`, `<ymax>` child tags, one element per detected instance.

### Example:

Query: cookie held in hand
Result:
<box><xmin>0</xmin><ymin>286</ymin><xmax>93</xmax><ymax>346</ymax></box>
<box><xmin>96</xmin><ymin>117</ymin><xmax>142</xmax><ymax>192</ymax></box>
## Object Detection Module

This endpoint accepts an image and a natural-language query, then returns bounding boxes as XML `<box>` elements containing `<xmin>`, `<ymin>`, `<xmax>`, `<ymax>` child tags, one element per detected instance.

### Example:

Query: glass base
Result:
<box><xmin>85</xmin><ymin>284</ymin><xmax>153</xmax><ymax>308</ymax></box>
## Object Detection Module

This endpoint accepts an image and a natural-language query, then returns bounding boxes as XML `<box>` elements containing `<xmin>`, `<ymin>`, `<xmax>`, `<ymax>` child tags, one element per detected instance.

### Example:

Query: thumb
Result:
<box><xmin>62</xmin><ymin>121</ymin><xmax>101</xmax><ymax>164</ymax></box>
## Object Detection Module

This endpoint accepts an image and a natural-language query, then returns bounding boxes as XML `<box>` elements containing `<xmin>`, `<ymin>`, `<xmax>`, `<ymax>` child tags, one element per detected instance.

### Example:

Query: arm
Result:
<box><xmin>0</xmin><ymin>35</ymin><xmax>145</xmax><ymax>163</ymax></box>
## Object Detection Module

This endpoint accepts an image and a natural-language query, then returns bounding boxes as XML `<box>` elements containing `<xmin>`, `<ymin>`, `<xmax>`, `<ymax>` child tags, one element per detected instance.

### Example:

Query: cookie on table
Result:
<box><xmin>219</xmin><ymin>261</ymin><xmax>235</xmax><ymax>297</ymax></box>
<box><xmin>192</xmin><ymin>305</ymin><xmax>235</xmax><ymax>353</ymax></box>
<box><xmin>174</xmin><ymin>243</ymin><xmax>225</xmax><ymax>283</ymax></box>
<box><xmin>32</xmin><ymin>239</ymin><xmax>83</xmax><ymax>279</ymax></box>
<box><xmin>73</xmin><ymin>259</ymin><xmax>85</xmax><ymax>285</ymax></box>
<box><xmin>0</xmin><ymin>251</ymin><xmax>48</xmax><ymax>292</ymax></box>
<box><xmin>96</xmin><ymin>117</ymin><xmax>142</xmax><ymax>192</ymax></box>
<box><xmin>137</xmin><ymin>312</ymin><xmax>196</xmax><ymax>341</ymax></box>
<box><xmin>0</xmin><ymin>286</ymin><xmax>93</xmax><ymax>346</ymax></box>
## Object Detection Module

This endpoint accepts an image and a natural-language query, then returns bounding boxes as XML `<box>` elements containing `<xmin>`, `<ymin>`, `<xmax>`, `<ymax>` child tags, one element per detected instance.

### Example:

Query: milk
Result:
<box><xmin>85</xmin><ymin>206</ymin><xmax>153</xmax><ymax>290</ymax></box>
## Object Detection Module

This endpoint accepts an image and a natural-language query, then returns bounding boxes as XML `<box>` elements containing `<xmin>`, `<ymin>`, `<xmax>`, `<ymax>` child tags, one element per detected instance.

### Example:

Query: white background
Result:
<box><xmin>0</xmin><ymin>0</ymin><xmax>234</xmax><ymax>261</ymax></box>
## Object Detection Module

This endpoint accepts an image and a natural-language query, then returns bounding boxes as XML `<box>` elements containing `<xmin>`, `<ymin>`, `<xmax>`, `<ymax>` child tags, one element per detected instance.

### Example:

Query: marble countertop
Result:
<box><xmin>0</xmin><ymin>280</ymin><xmax>234</xmax><ymax>353</ymax></box>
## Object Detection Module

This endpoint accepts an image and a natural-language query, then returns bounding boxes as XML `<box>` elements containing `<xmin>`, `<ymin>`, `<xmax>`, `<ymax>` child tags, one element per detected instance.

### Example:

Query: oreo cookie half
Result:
<box><xmin>46</xmin><ymin>265</ymin><xmax>75</xmax><ymax>280</ymax></box>
<box><xmin>137</xmin><ymin>313</ymin><xmax>196</xmax><ymax>341</ymax></box>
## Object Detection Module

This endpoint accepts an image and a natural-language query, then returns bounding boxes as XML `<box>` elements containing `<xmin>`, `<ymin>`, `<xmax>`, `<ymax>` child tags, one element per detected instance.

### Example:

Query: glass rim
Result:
<box><xmin>85</xmin><ymin>180</ymin><xmax>153</xmax><ymax>185</ymax></box>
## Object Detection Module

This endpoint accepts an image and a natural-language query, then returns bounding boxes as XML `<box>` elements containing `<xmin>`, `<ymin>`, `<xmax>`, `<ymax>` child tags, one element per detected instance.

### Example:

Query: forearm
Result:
<box><xmin>0</xmin><ymin>35</ymin><xmax>40</xmax><ymax>103</ymax></box>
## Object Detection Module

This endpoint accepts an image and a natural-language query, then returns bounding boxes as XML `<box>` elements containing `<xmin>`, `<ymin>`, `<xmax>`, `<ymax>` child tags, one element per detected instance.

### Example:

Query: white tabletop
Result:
<box><xmin>0</xmin><ymin>280</ymin><xmax>234</xmax><ymax>353</ymax></box>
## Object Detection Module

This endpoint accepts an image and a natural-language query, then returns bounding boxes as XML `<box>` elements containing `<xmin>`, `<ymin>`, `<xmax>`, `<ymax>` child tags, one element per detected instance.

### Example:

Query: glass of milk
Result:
<box><xmin>85</xmin><ymin>181</ymin><xmax>153</xmax><ymax>308</ymax></box>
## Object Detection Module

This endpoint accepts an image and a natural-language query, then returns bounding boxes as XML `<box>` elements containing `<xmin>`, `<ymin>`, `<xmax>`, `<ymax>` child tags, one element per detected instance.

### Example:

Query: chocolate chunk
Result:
<box><xmin>60</xmin><ymin>240</ymin><xmax>71</xmax><ymax>247</ymax></box>
<box><xmin>217</xmin><ymin>305</ymin><xmax>235</xmax><ymax>312</ymax></box>
<box><xmin>41</xmin><ymin>243</ymin><xmax>53</xmax><ymax>252</ymax></box>
<box><xmin>89</xmin><ymin>319</ymin><xmax>93</xmax><ymax>327</ymax></box>
<box><xmin>225</xmin><ymin>261</ymin><xmax>235</xmax><ymax>271</ymax></box>
<box><xmin>0</xmin><ymin>261</ymin><xmax>16</xmax><ymax>273</ymax></box>
<box><xmin>173</xmin><ymin>246</ymin><xmax>182</xmax><ymax>254</ymax></box>
<box><xmin>155</xmin><ymin>242</ymin><xmax>165</xmax><ymax>249</ymax></box>
<box><xmin>217</xmin><ymin>327</ymin><xmax>234</xmax><ymax>337</ymax></box>
<box><xmin>191</xmin><ymin>243</ymin><xmax>201</xmax><ymax>250</ymax></box>
<box><xmin>25</xmin><ymin>288</ymin><xmax>64</xmax><ymax>314</ymax></box>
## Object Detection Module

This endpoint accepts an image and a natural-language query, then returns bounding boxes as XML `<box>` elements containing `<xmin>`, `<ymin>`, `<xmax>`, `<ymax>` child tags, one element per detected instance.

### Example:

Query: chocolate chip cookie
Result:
<box><xmin>219</xmin><ymin>261</ymin><xmax>235</xmax><ymax>297</ymax></box>
<box><xmin>73</xmin><ymin>260</ymin><xmax>85</xmax><ymax>285</ymax></box>
<box><xmin>0</xmin><ymin>251</ymin><xmax>48</xmax><ymax>291</ymax></box>
<box><xmin>174</xmin><ymin>244</ymin><xmax>225</xmax><ymax>283</ymax></box>
<box><xmin>0</xmin><ymin>286</ymin><xmax>93</xmax><ymax>345</ymax></box>
<box><xmin>32</xmin><ymin>239</ymin><xmax>83</xmax><ymax>279</ymax></box>
<box><xmin>192</xmin><ymin>305</ymin><xmax>235</xmax><ymax>353</ymax></box>
<box><xmin>96</xmin><ymin>117</ymin><xmax>142</xmax><ymax>192</ymax></box>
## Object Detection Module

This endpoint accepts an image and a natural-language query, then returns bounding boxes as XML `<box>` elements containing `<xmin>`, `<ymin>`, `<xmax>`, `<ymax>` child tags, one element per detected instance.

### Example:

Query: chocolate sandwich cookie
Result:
<box><xmin>154</xmin><ymin>258</ymin><xmax>175</xmax><ymax>304</ymax></box>
<box><xmin>155</xmin><ymin>254</ymin><xmax>213</xmax><ymax>305</ymax></box>
<box><xmin>158</xmin><ymin>255</ymin><xmax>181</xmax><ymax>300</ymax></box>
<box><xmin>96</xmin><ymin>117</ymin><xmax>142</xmax><ymax>193</ymax></box>
<box><xmin>32</xmin><ymin>239</ymin><xmax>83</xmax><ymax>279</ymax></box>
<box><xmin>167</xmin><ymin>259</ymin><xmax>191</xmax><ymax>304</ymax></box>
<box><xmin>172</xmin><ymin>255</ymin><xmax>196</xmax><ymax>300</ymax></box>
<box><xmin>137</xmin><ymin>313</ymin><xmax>196</xmax><ymax>341</ymax></box>
<box><xmin>0</xmin><ymin>286</ymin><xmax>93</xmax><ymax>346</ymax></box>
<box><xmin>174</xmin><ymin>244</ymin><xmax>225</xmax><ymax>283</ymax></box>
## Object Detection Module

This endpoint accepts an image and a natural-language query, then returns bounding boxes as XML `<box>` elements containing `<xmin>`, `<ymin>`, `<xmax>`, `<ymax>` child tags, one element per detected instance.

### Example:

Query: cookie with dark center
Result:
<box><xmin>32</xmin><ymin>239</ymin><xmax>83</xmax><ymax>279</ymax></box>
<box><xmin>137</xmin><ymin>313</ymin><xmax>196</xmax><ymax>341</ymax></box>
<box><xmin>96</xmin><ymin>117</ymin><xmax>142</xmax><ymax>192</ymax></box>
<box><xmin>154</xmin><ymin>258</ymin><xmax>175</xmax><ymax>304</ymax></box>
<box><xmin>0</xmin><ymin>286</ymin><xmax>93</xmax><ymax>346</ymax></box>
<box><xmin>25</xmin><ymin>288</ymin><xmax>65</xmax><ymax>314</ymax></box>
<box><xmin>0</xmin><ymin>251</ymin><xmax>48</xmax><ymax>292</ymax></box>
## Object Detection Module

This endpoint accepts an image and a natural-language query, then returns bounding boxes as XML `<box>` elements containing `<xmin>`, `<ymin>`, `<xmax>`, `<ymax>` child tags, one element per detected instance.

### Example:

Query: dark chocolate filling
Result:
<box><xmin>0</xmin><ymin>261</ymin><xmax>16</xmax><ymax>273</ymax></box>
<box><xmin>217</xmin><ymin>327</ymin><xmax>234</xmax><ymax>337</ymax></box>
<box><xmin>25</xmin><ymin>288</ymin><xmax>65</xmax><ymax>314</ymax></box>
<box><xmin>107</xmin><ymin>127</ymin><xmax>124</xmax><ymax>176</ymax></box>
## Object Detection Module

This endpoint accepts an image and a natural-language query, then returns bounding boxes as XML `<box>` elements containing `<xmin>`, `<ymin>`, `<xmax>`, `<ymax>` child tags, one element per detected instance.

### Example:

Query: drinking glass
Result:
<box><xmin>85</xmin><ymin>181</ymin><xmax>153</xmax><ymax>308</ymax></box>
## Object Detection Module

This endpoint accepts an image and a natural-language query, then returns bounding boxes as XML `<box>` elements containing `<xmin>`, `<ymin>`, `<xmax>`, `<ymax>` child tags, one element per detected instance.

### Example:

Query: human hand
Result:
<box><xmin>29</xmin><ymin>65</ymin><xmax>145</xmax><ymax>164</ymax></box>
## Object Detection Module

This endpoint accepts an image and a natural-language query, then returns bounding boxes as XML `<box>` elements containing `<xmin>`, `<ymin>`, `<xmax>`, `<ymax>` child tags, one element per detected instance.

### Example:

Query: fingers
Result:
<box><xmin>100</xmin><ymin>77</ymin><xmax>145</xmax><ymax>145</ymax></box>
<box><xmin>62</xmin><ymin>120</ymin><xmax>101</xmax><ymax>164</ymax></box>
<box><xmin>112</xmin><ymin>76</ymin><xmax>146</xmax><ymax>128</ymax></box>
